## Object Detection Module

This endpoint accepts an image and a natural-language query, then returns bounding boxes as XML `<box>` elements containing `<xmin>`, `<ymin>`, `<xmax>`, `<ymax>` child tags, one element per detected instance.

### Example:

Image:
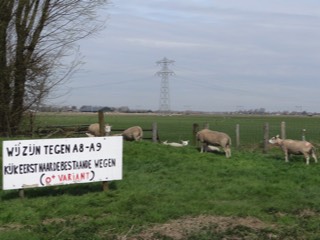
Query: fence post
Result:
<box><xmin>281</xmin><ymin>121</ymin><xmax>286</xmax><ymax>139</ymax></box>
<box><xmin>98</xmin><ymin>111</ymin><xmax>106</xmax><ymax>136</ymax></box>
<box><xmin>204</xmin><ymin>123</ymin><xmax>209</xmax><ymax>129</ymax></box>
<box><xmin>98</xmin><ymin>110</ymin><xmax>108</xmax><ymax>191</ymax></box>
<box><xmin>236</xmin><ymin>124</ymin><xmax>240</xmax><ymax>148</ymax></box>
<box><xmin>152</xmin><ymin>122</ymin><xmax>158</xmax><ymax>142</ymax></box>
<box><xmin>302</xmin><ymin>129</ymin><xmax>306</xmax><ymax>141</ymax></box>
<box><xmin>19</xmin><ymin>189</ymin><xmax>25</xmax><ymax>199</ymax></box>
<box><xmin>263</xmin><ymin>122</ymin><xmax>269</xmax><ymax>153</ymax></box>
<box><xmin>192</xmin><ymin>123</ymin><xmax>199</xmax><ymax>146</ymax></box>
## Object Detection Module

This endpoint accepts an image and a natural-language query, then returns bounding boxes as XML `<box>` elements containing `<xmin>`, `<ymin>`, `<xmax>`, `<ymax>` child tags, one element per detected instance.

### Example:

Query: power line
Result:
<box><xmin>156</xmin><ymin>57</ymin><xmax>175</xmax><ymax>112</ymax></box>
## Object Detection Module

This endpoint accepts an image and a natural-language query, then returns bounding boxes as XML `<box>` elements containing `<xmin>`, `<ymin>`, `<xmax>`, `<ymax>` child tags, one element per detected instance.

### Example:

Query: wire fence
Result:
<box><xmin>156</xmin><ymin>115</ymin><xmax>320</xmax><ymax>149</ymax></box>
<box><xmin>18</xmin><ymin>113</ymin><xmax>320</xmax><ymax>149</ymax></box>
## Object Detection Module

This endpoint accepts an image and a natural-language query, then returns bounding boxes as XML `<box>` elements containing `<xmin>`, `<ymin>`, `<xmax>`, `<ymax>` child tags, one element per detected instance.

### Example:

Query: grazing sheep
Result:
<box><xmin>120</xmin><ymin>126</ymin><xmax>143</xmax><ymax>141</ymax></box>
<box><xmin>86</xmin><ymin>123</ymin><xmax>112</xmax><ymax>137</ymax></box>
<box><xmin>196</xmin><ymin>129</ymin><xmax>231</xmax><ymax>158</ymax></box>
<box><xmin>269</xmin><ymin>135</ymin><xmax>317</xmax><ymax>165</ymax></box>
<box><xmin>162</xmin><ymin>140</ymin><xmax>189</xmax><ymax>147</ymax></box>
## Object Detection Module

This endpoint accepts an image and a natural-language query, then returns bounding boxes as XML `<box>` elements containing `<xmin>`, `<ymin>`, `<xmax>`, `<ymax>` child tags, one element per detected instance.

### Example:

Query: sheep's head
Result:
<box><xmin>105</xmin><ymin>125</ymin><xmax>112</xmax><ymax>134</ymax></box>
<box><xmin>269</xmin><ymin>135</ymin><xmax>282</xmax><ymax>145</ymax></box>
<box><xmin>181</xmin><ymin>140</ymin><xmax>189</xmax><ymax>146</ymax></box>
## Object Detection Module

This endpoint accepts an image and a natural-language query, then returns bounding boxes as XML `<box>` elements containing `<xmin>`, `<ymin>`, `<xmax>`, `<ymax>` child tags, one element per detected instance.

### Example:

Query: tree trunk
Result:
<box><xmin>0</xmin><ymin>1</ymin><xmax>14</xmax><ymax>135</ymax></box>
<box><xmin>0</xmin><ymin>0</ymin><xmax>108</xmax><ymax>136</ymax></box>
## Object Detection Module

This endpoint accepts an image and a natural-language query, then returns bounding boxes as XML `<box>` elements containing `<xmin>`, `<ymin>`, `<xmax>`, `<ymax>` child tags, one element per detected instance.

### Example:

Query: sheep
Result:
<box><xmin>205</xmin><ymin>145</ymin><xmax>221</xmax><ymax>152</ymax></box>
<box><xmin>119</xmin><ymin>126</ymin><xmax>143</xmax><ymax>141</ymax></box>
<box><xmin>86</xmin><ymin>123</ymin><xmax>112</xmax><ymax>137</ymax></box>
<box><xmin>162</xmin><ymin>140</ymin><xmax>189</xmax><ymax>147</ymax></box>
<box><xmin>269</xmin><ymin>135</ymin><xmax>317</xmax><ymax>165</ymax></box>
<box><xmin>196</xmin><ymin>129</ymin><xmax>231</xmax><ymax>158</ymax></box>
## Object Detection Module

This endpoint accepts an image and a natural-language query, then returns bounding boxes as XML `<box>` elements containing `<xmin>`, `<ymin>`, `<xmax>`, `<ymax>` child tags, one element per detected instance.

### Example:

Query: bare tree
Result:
<box><xmin>0</xmin><ymin>0</ymin><xmax>108</xmax><ymax>135</ymax></box>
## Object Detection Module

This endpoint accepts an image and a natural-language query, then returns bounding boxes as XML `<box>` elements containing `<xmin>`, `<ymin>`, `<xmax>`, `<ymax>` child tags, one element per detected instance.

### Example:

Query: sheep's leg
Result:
<box><xmin>86</xmin><ymin>133</ymin><xmax>95</xmax><ymax>137</ymax></box>
<box><xmin>200</xmin><ymin>143</ymin><xmax>204</xmax><ymax>153</ymax></box>
<box><xmin>302</xmin><ymin>152</ymin><xmax>310</xmax><ymax>164</ymax></box>
<box><xmin>224</xmin><ymin>147</ymin><xmax>231</xmax><ymax>158</ymax></box>
<box><xmin>200</xmin><ymin>143</ymin><xmax>206</xmax><ymax>153</ymax></box>
<box><xmin>224</xmin><ymin>148</ymin><xmax>228</xmax><ymax>158</ymax></box>
<box><xmin>281</xmin><ymin>146</ymin><xmax>289</xmax><ymax>162</ymax></box>
<box><xmin>312</xmin><ymin>150</ymin><xmax>317</xmax><ymax>163</ymax></box>
<box><xmin>284</xmin><ymin>152</ymin><xmax>289</xmax><ymax>162</ymax></box>
<box><xmin>313</xmin><ymin>154</ymin><xmax>318</xmax><ymax>163</ymax></box>
<box><xmin>227</xmin><ymin>146</ymin><xmax>231</xmax><ymax>158</ymax></box>
<box><xmin>306</xmin><ymin>156</ymin><xmax>310</xmax><ymax>165</ymax></box>
<box><xmin>226</xmin><ymin>150</ymin><xmax>230</xmax><ymax>158</ymax></box>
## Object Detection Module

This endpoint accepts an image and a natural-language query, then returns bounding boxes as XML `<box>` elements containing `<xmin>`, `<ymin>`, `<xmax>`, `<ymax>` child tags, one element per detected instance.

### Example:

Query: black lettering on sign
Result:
<box><xmin>72</xmin><ymin>144</ymin><xmax>84</xmax><ymax>153</ymax></box>
<box><xmin>19</xmin><ymin>163</ymin><xmax>38</xmax><ymax>174</ymax></box>
<box><xmin>94</xmin><ymin>159</ymin><xmax>116</xmax><ymax>168</ymax></box>
<box><xmin>44</xmin><ymin>144</ymin><xmax>71</xmax><ymax>154</ymax></box>
<box><xmin>72</xmin><ymin>160</ymin><xmax>92</xmax><ymax>170</ymax></box>
<box><xmin>6</xmin><ymin>143</ymin><xmax>41</xmax><ymax>157</ymax></box>
<box><xmin>3</xmin><ymin>164</ymin><xmax>19</xmax><ymax>175</ymax></box>
<box><xmin>87</xmin><ymin>142</ymin><xmax>102</xmax><ymax>152</ymax></box>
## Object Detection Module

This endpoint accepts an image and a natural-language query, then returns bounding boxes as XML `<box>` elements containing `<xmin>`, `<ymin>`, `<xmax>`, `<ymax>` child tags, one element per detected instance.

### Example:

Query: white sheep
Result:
<box><xmin>205</xmin><ymin>145</ymin><xmax>221</xmax><ymax>152</ymax></box>
<box><xmin>196</xmin><ymin>129</ymin><xmax>231</xmax><ymax>158</ymax></box>
<box><xmin>86</xmin><ymin>123</ymin><xmax>112</xmax><ymax>137</ymax></box>
<box><xmin>119</xmin><ymin>126</ymin><xmax>143</xmax><ymax>141</ymax></box>
<box><xmin>269</xmin><ymin>135</ymin><xmax>317</xmax><ymax>164</ymax></box>
<box><xmin>162</xmin><ymin>140</ymin><xmax>189</xmax><ymax>147</ymax></box>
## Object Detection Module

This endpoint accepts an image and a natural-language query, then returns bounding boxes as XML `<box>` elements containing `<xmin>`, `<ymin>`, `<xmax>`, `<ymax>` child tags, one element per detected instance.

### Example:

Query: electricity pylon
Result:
<box><xmin>156</xmin><ymin>57</ymin><xmax>175</xmax><ymax>113</ymax></box>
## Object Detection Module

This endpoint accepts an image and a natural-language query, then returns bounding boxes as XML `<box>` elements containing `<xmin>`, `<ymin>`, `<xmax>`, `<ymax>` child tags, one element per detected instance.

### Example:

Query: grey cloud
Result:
<box><xmin>56</xmin><ymin>0</ymin><xmax>320</xmax><ymax>112</ymax></box>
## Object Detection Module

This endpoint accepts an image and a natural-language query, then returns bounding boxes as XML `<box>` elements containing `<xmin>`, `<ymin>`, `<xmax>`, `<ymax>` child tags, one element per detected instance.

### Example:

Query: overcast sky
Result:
<box><xmin>55</xmin><ymin>0</ymin><xmax>320</xmax><ymax>112</ymax></box>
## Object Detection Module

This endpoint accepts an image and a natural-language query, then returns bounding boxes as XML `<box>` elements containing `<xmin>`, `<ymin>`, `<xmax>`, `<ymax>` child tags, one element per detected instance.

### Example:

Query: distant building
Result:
<box><xmin>79</xmin><ymin>105</ymin><xmax>104</xmax><ymax>112</ymax></box>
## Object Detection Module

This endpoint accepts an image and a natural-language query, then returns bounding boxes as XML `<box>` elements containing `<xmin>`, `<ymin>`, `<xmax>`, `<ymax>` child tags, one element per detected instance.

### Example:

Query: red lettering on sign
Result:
<box><xmin>57</xmin><ymin>172</ymin><xmax>90</xmax><ymax>182</ymax></box>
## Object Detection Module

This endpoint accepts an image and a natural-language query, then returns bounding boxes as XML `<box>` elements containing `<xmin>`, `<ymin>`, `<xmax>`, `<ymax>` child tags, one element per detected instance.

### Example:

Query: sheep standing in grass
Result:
<box><xmin>86</xmin><ymin>123</ymin><xmax>112</xmax><ymax>137</ymax></box>
<box><xmin>162</xmin><ymin>140</ymin><xmax>189</xmax><ymax>147</ymax></box>
<box><xmin>269</xmin><ymin>135</ymin><xmax>317</xmax><ymax>165</ymax></box>
<box><xmin>120</xmin><ymin>126</ymin><xmax>143</xmax><ymax>141</ymax></box>
<box><xmin>196</xmin><ymin>129</ymin><xmax>231</xmax><ymax>158</ymax></box>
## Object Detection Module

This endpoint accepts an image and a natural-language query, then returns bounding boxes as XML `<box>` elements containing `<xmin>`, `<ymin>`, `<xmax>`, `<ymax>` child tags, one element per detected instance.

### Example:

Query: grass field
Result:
<box><xmin>1</xmin><ymin>113</ymin><xmax>320</xmax><ymax>239</ymax></box>
<box><xmin>23</xmin><ymin>112</ymin><xmax>320</xmax><ymax>147</ymax></box>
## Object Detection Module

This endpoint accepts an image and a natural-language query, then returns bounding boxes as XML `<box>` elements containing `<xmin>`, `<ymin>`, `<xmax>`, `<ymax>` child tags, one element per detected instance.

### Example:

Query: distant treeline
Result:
<box><xmin>32</xmin><ymin>105</ymin><xmax>317</xmax><ymax>116</ymax></box>
<box><xmin>34</xmin><ymin>105</ymin><xmax>153</xmax><ymax>113</ymax></box>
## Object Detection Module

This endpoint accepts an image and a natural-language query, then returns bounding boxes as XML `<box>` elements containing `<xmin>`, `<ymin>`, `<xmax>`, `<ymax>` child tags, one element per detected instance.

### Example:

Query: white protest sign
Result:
<box><xmin>2</xmin><ymin>136</ymin><xmax>123</xmax><ymax>190</ymax></box>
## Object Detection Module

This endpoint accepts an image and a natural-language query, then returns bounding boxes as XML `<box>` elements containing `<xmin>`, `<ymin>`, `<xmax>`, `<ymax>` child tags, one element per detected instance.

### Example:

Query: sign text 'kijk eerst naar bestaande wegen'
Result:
<box><xmin>2</xmin><ymin>136</ymin><xmax>123</xmax><ymax>190</ymax></box>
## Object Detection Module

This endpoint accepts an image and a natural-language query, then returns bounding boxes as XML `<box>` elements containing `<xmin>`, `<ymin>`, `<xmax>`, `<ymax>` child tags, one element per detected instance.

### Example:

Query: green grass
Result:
<box><xmin>1</xmin><ymin>139</ymin><xmax>320</xmax><ymax>239</ymax></box>
<box><xmin>21</xmin><ymin>112</ymin><xmax>320</xmax><ymax>147</ymax></box>
<box><xmin>1</xmin><ymin>113</ymin><xmax>320</xmax><ymax>239</ymax></box>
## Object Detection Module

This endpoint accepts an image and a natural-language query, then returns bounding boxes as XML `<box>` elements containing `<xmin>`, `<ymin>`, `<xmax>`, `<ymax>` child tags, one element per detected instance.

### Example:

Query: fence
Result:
<box><xmin>21</xmin><ymin>112</ymin><xmax>320</xmax><ymax>149</ymax></box>
<box><xmin>192</xmin><ymin>119</ymin><xmax>320</xmax><ymax>151</ymax></box>
<box><xmin>35</xmin><ymin>111</ymin><xmax>160</xmax><ymax>142</ymax></box>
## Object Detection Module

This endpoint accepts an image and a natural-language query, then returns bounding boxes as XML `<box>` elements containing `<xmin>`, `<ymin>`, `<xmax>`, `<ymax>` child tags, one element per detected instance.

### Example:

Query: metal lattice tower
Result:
<box><xmin>156</xmin><ymin>57</ymin><xmax>175</xmax><ymax>112</ymax></box>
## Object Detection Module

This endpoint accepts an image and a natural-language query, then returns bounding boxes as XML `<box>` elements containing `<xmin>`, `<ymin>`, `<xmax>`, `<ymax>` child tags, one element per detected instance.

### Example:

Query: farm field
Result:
<box><xmin>1</xmin><ymin>113</ymin><xmax>320</xmax><ymax>239</ymax></box>
<box><xmin>24</xmin><ymin>112</ymin><xmax>320</xmax><ymax>147</ymax></box>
